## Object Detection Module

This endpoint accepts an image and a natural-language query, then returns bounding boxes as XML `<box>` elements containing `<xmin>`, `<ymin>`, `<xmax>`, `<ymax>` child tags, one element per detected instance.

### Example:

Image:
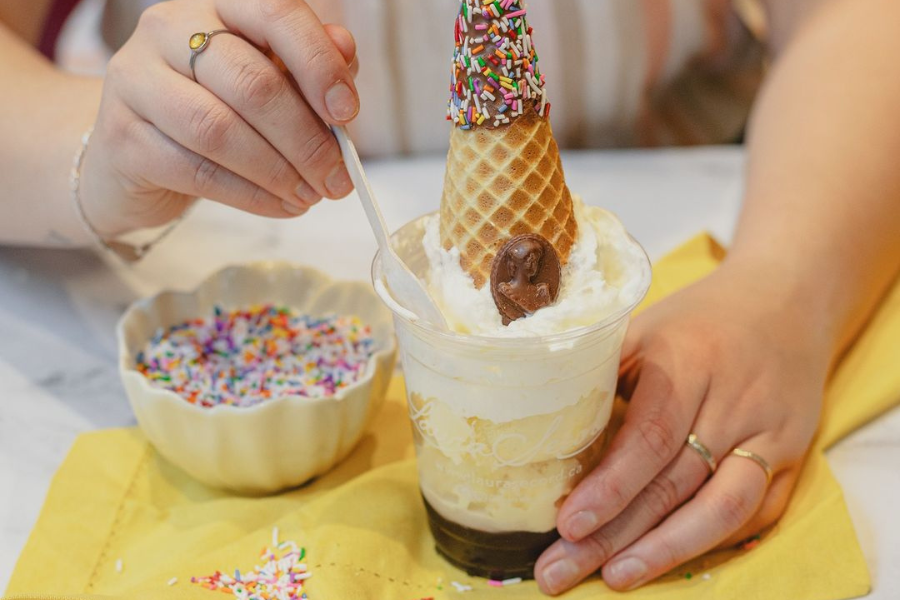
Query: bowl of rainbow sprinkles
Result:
<box><xmin>116</xmin><ymin>262</ymin><xmax>397</xmax><ymax>494</ymax></box>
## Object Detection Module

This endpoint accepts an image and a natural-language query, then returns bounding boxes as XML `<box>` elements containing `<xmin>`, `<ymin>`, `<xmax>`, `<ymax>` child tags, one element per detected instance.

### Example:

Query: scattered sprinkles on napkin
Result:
<box><xmin>191</xmin><ymin>529</ymin><xmax>311</xmax><ymax>600</ymax></box>
<box><xmin>136</xmin><ymin>305</ymin><xmax>375</xmax><ymax>407</ymax></box>
<box><xmin>741</xmin><ymin>534</ymin><xmax>762</xmax><ymax>550</ymax></box>
<box><xmin>487</xmin><ymin>577</ymin><xmax>523</xmax><ymax>587</ymax></box>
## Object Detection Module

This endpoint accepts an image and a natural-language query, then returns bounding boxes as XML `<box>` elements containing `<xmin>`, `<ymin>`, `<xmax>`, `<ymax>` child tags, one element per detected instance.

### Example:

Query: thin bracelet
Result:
<box><xmin>70</xmin><ymin>126</ymin><xmax>186</xmax><ymax>263</ymax></box>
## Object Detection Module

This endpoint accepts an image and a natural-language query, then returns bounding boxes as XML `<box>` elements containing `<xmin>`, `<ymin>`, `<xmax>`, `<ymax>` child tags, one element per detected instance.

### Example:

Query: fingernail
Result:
<box><xmin>325</xmin><ymin>162</ymin><xmax>353</xmax><ymax>197</ymax></box>
<box><xmin>565</xmin><ymin>511</ymin><xmax>599</xmax><ymax>540</ymax></box>
<box><xmin>295</xmin><ymin>181</ymin><xmax>321</xmax><ymax>206</ymax></box>
<box><xmin>541</xmin><ymin>559</ymin><xmax>581</xmax><ymax>595</ymax></box>
<box><xmin>325</xmin><ymin>81</ymin><xmax>359</xmax><ymax>122</ymax></box>
<box><xmin>281</xmin><ymin>200</ymin><xmax>307</xmax><ymax>216</ymax></box>
<box><xmin>604</xmin><ymin>557</ymin><xmax>648</xmax><ymax>589</ymax></box>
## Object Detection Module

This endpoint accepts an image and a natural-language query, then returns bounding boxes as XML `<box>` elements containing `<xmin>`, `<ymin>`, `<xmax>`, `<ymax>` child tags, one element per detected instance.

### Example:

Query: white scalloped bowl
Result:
<box><xmin>117</xmin><ymin>262</ymin><xmax>397</xmax><ymax>494</ymax></box>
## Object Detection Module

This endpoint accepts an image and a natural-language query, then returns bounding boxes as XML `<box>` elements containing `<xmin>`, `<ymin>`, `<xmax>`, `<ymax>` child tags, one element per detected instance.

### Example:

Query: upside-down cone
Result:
<box><xmin>440</xmin><ymin>0</ymin><xmax>577</xmax><ymax>289</ymax></box>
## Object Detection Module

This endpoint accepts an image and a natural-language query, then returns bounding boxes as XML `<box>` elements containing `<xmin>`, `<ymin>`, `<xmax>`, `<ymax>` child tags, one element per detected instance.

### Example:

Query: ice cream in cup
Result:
<box><xmin>373</xmin><ymin>0</ymin><xmax>652</xmax><ymax>580</ymax></box>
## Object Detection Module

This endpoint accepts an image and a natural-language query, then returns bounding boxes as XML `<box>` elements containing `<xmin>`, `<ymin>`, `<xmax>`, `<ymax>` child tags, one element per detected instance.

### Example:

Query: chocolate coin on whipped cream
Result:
<box><xmin>491</xmin><ymin>234</ymin><xmax>561</xmax><ymax>325</ymax></box>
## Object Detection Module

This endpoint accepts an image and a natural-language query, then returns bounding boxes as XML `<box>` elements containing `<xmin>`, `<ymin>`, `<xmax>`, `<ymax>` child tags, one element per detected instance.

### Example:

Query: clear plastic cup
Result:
<box><xmin>372</xmin><ymin>213</ymin><xmax>651</xmax><ymax>580</ymax></box>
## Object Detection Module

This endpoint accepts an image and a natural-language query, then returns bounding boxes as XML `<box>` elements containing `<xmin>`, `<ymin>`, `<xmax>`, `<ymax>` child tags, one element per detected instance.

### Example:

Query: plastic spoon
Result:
<box><xmin>331</xmin><ymin>126</ymin><xmax>448</xmax><ymax>329</ymax></box>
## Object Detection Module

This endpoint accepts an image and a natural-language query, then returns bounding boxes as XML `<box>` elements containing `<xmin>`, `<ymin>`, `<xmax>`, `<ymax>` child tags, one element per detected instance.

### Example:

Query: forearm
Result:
<box><xmin>728</xmin><ymin>0</ymin><xmax>900</xmax><ymax>359</ymax></box>
<box><xmin>0</xmin><ymin>21</ymin><xmax>102</xmax><ymax>246</ymax></box>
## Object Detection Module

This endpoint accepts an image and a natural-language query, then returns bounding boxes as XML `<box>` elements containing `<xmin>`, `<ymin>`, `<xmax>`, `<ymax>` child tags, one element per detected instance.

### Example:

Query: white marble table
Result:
<box><xmin>1</xmin><ymin>148</ymin><xmax>898</xmax><ymax>596</ymax></box>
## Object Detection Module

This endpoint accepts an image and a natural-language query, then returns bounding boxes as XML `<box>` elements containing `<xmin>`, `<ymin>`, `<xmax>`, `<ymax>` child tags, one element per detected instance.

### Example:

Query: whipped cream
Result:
<box><xmin>423</xmin><ymin>197</ymin><xmax>651</xmax><ymax>337</ymax></box>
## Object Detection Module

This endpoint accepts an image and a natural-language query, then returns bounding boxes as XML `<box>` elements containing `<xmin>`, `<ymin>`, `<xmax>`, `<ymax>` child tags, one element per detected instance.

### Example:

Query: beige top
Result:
<box><xmin>340</xmin><ymin>0</ymin><xmax>766</xmax><ymax>157</ymax></box>
<box><xmin>91</xmin><ymin>0</ymin><xmax>766</xmax><ymax>157</ymax></box>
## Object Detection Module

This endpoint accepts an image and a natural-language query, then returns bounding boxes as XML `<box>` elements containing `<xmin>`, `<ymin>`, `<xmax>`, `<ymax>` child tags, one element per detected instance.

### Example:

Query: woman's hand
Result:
<box><xmin>80</xmin><ymin>0</ymin><xmax>358</xmax><ymax>238</ymax></box>
<box><xmin>535</xmin><ymin>260</ymin><xmax>832</xmax><ymax>594</ymax></box>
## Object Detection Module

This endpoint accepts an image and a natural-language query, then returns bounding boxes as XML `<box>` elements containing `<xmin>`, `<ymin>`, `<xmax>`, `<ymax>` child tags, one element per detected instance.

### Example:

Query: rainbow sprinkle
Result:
<box><xmin>487</xmin><ymin>577</ymin><xmax>523</xmax><ymax>587</ymax></box>
<box><xmin>448</xmin><ymin>0</ymin><xmax>549</xmax><ymax>129</ymax></box>
<box><xmin>740</xmin><ymin>534</ymin><xmax>762</xmax><ymax>551</ymax></box>
<box><xmin>191</xmin><ymin>532</ymin><xmax>311</xmax><ymax>600</ymax></box>
<box><xmin>136</xmin><ymin>305</ymin><xmax>375</xmax><ymax>408</ymax></box>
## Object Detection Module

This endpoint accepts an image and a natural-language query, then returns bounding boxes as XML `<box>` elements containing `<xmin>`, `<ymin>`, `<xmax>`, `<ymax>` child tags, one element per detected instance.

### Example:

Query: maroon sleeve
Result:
<box><xmin>38</xmin><ymin>0</ymin><xmax>83</xmax><ymax>61</ymax></box>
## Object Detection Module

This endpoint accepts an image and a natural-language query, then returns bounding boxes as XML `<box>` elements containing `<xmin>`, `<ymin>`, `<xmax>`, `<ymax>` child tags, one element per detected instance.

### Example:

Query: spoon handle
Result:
<box><xmin>331</xmin><ymin>126</ymin><xmax>391</xmax><ymax>251</ymax></box>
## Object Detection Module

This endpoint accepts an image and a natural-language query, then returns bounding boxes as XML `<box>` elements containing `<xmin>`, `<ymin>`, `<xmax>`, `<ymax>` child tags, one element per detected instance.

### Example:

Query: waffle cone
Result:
<box><xmin>440</xmin><ymin>110</ymin><xmax>578</xmax><ymax>289</ymax></box>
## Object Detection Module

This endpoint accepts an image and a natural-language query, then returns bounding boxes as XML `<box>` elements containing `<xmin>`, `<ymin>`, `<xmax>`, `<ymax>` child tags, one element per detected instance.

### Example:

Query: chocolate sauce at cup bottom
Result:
<box><xmin>423</xmin><ymin>497</ymin><xmax>559</xmax><ymax>580</ymax></box>
<box><xmin>421</xmin><ymin>429</ymin><xmax>612</xmax><ymax>580</ymax></box>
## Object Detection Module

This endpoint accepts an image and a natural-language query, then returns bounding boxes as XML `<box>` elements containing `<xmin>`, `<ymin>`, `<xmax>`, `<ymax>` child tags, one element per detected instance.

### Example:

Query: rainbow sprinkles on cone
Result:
<box><xmin>440</xmin><ymin>0</ymin><xmax>577</xmax><ymax>295</ymax></box>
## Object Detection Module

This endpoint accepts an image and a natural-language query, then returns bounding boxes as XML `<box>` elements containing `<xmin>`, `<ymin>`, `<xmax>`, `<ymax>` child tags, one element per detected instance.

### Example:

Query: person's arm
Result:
<box><xmin>732</xmin><ymin>0</ymin><xmax>900</xmax><ymax>358</ymax></box>
<box><xmin>535</xmin><ymin>0</ymin><xmax>900</xmax><ymax>593</ymax></box>
<box><xmin>0</xmin><ymin>21</ymin><xmax>101</xmax><ymax>246</ymax></box>
<box><xmin>0</xmin><ymin>0</ymin><xmax>358</xmax><ymax>249</ymax></box>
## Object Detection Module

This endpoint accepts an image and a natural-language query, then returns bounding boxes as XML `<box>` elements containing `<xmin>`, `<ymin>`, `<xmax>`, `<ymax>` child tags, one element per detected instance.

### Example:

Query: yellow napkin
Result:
<box><xmin>6</xmin><ymin>234</ymin><xmax>900</xmax><ymax>600</ymax></box>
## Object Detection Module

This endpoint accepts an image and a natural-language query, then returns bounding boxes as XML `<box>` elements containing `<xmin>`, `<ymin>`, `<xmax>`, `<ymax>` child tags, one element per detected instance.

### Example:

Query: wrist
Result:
<box><xmin>34</xmin><ymin>77</ymin><xmax>104</xmax><ymax>247</ymax></box>
<box><xmin>74</xmin><ymin>128</ymin><xmax>187</xmax><ymax>262</ymax></box>
<box><xmin>713</xmin><ymin>254</ymin><xmax>840</xmax><ymax>361</ymax></box>
<box><xmin>73</xmin><ymin>129</ymin><xmax>130</xmax><ymax>239</ymax></box>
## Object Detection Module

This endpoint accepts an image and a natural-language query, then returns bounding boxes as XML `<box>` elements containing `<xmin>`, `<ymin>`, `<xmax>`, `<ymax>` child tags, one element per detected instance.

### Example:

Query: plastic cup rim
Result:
<box><xmin>370</xmin><ymin>213</ymin><xmax>653</xmax><ymax>348</ymax></box>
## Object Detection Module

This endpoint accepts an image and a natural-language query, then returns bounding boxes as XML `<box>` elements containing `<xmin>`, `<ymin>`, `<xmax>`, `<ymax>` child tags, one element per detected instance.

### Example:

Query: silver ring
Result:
<box><xmin>685</xmin><ymin>433</ymin><xmax>717</xmax><ymax>475</ymax></box>
<box><xmin>189</xmin><ymin>29</ymin><xmax>235</xmax><ymax>82</ymax></box>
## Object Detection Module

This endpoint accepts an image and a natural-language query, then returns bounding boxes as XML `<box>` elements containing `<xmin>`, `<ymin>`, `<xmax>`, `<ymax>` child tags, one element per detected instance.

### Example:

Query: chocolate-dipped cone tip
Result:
<box><xmin>448</xmin><ymin>1</ymin><xmax>550</xmax><ymax>130</ymax></box>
